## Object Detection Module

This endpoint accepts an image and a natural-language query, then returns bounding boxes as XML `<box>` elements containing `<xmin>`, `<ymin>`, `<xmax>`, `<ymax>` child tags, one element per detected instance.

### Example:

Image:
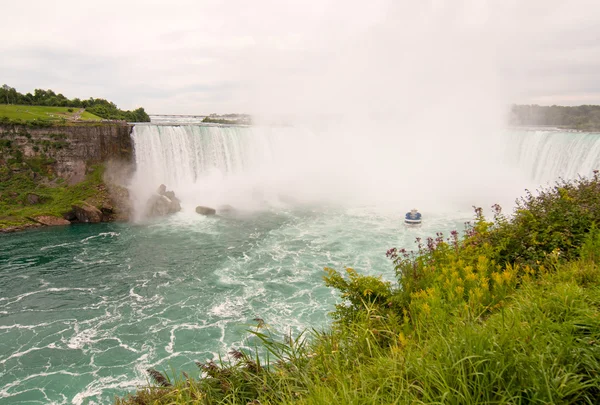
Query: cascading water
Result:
<box><xmin>130</xmin><ymin>124</ymin><xmax>328</xmax><ymax>216</ymax></box>
<box><xmin>130</xmin><ymin>123</ymin><xmax>534</xmax><ymax>216</ymax></box>
<box><xmin>506</xmin><ymin>129</ymin><xmax>600</xmax><ymax>185</ymax></box>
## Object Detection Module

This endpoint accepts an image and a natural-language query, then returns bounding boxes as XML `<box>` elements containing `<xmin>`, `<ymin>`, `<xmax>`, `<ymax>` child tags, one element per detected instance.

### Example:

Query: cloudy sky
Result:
<box><xmin>1</xmin><ymin>0</ymin><xmax>599</xmax><ymax>115</ymax></box>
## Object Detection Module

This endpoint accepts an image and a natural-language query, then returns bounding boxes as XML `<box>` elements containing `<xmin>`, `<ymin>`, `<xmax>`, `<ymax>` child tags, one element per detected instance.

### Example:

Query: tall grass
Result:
<box><xmin>117</xmin><ymin>175</ymin><xmax>600</xmax><ymax>405</ymax></box>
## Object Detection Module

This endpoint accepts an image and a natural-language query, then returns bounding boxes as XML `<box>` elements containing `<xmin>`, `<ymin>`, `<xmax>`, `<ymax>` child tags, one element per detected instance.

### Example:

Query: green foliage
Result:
<box><xmin>0</xmin><ymin>84</ymin><xmax>150</xmax><ymax>122</ymax></box>
<box><xmin>202</xmin><ymin>114</ymin><xmax>252</xmax><ymax>125</ymax></box>
<box><xmin>485</xmin><ymin>172</ymin><xmax>600</xmax><ymax>265</ymax></box>
<box><xmin>0</xmin><ymin>104</ymin><xmax>102</xmax><ymax>124</ymax></box>
<box><xmin>511</xmin><ymin>104</ymin><xmax>600</xmax><ymax>131</ymax></box>
<box><xmin>0</xmin><ymin>164</ymin><xmax>106</xmax><ymax>229</ymax></box>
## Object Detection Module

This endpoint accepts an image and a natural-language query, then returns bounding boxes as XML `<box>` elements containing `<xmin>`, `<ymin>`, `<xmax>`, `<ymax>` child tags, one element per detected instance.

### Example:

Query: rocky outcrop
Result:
<box><xmin>30</xmin><ymin>216</ymin><xmax>71</xmax><ymax>226</ymax></box>
<box><xmin>196</xmin><ymin>206</ymin><xmax>216</xmax><ymax>216</ymax></box>
<box><xmin>26</xmin><ymin>193</ymin><xmax>40</xmax><ymax>205</ymax></box>
<box><xmin>0</xmin><ymin>123</ymin><xmax>135</xmax><ymax>232</ymax></box>
<box><xmin>72</xmin><ymin>203</ymin><xmax>103</xmax><ymax>223</ymax></box>
<box><xmin>146</xmin><ymin>185</ymin><xmax>181</xmax><ymax>217</ymax></box>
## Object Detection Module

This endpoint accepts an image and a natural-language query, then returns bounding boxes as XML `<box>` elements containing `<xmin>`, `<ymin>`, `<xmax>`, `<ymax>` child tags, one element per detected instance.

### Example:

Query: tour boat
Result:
<box><xmin>405</xmin><ymin>209</ymin><xmax>422</xmax><ymax>226</ymax></box>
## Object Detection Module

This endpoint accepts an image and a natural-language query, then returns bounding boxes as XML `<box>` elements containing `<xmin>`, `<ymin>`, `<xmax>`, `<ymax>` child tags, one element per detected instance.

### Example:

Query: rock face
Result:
<box><xmin>31</xmin><ymin>216</ymin><xmax>71</xmax><ymax>226</ymax></box>
<box><xmin>196</xmin><ymin>206</ymin><xmax>216</xmax><ymax>216</ymax></box>
<box><xmin>26</xmin><ymin>193</ymin><xmax>40</xmax><ymax>205</ymax></box>
<box><xmin>0</xmin><ymin>123</ymin><xmax>133</xmax><ymax>185</ymax></box>
<box><xmin>146</xmin><ymin>185</ymin><xmax>181</xmax><ymax>217</ymax></box>
<box><xmin>72</xmin><ymin>203</ymin><xmax>103</xmax><ymax>223</ymax></box>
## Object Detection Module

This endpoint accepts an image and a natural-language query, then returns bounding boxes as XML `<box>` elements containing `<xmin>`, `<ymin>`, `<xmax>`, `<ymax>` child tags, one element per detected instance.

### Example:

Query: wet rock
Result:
<box><xmin>146</xmin><ymin>185</ymin><xmax>181</xmax><ymax>217</ymax></box>
<box><xmin>147</xmin><ymin>195</ymin><xmax>171</xmax><ymax>216</ymax></box>
<box><xmin>26</xmin><ymin>193</ymin><xmax>40</xmax><ymax>205</ymax></box>
<box><xmin>63</xmin><ymin>210</ymin><xmax>77</xmax><ymax>221</ymax></box>
<box><xmin>146</xmin><ymin>195</ymin><xmax>181</xmax><ymax>217</ymax></box>
<box><xmin>196</xmin><ymin>206</ymin><xmax>216</xmax><ymax>216</ymax></box>
<box><xmin>72</xmin><ymin>203</ymin><xmax>103</xmax><ymax>223</ymax></box>
<box><xmin>31</xmin><ymin>215</ymin><xmax>71</xmax><ymax>226</ymax></box>
<box><xmin>0</xmin><ymin>223</ymin><xmax>42</xmax><ymax>233</ymax></box>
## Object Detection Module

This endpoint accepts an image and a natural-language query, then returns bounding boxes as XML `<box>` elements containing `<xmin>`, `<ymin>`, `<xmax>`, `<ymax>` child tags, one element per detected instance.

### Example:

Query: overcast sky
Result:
<box><xmin>1</xmin><ymin>0</ymin><xmax>599</xmax><ymax>115</ymax></box>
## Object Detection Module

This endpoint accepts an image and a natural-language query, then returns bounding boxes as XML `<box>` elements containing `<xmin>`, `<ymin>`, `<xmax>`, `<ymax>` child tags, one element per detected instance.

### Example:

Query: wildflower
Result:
<box><xmin>398</xmin><ymin>332</ymin><xmax>408</xmax><ymax>348</ymax></box>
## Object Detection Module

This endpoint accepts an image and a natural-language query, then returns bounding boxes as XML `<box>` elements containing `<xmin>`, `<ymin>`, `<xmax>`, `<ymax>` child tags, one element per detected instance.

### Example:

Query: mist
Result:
<box><xmin>130</xmin><ymin>1</ymin><xmax>591</xmax><ymax>217</ymax></box>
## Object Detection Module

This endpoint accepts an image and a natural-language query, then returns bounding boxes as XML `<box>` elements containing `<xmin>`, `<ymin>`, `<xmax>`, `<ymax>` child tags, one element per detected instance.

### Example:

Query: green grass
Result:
<box><xmin>79</xmin><ymin>110</ymin><xmax>103</xmax><ymax>121</ymax></box>
<box><xmin>0</xmin><ymin>104</ymin><xmax>102</xmax><ymax>122</ymax></box>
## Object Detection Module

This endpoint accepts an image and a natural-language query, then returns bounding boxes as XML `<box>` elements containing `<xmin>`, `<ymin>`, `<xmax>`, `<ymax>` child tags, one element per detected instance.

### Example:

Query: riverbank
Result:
<box><xmin>0</xmin><ymin>122</ymin><xmax>133</xmax><ymax>231</ymax></box>
<box><xmin>117</xmin><ymin>174</ymin><xmax>600</xmax><ymax>404</ymax></box>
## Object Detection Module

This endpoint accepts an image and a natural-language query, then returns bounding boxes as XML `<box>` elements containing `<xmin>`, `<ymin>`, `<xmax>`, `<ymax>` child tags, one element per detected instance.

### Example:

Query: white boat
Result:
<box><xmin>405</xmin><ymin>209</ymin><xmax>422</xmax><ymax>226</ymax></box>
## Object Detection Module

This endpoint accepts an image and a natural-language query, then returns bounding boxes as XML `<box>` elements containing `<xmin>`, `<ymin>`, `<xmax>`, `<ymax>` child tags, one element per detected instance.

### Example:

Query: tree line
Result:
<box><xmin>510</xmin><ymin>104</ymin><xmax>600</xmax><ymax>131</ymax></box>
<box><xmin>0</xmin><ymin>84</ymin><xmax>150</xmax><ymax>122</ymax></box>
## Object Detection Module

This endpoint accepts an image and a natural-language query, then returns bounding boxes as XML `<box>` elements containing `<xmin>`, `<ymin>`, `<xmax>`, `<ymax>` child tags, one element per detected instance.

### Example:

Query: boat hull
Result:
<box><xmin>404</xmin><ymin>219</ymin><xmax>422</xmax><ymax>226</ymax></box>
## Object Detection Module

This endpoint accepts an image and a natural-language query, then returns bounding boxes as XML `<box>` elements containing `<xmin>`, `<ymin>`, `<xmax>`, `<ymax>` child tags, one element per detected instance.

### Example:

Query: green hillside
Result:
<box><xmin>0</xmin><ymin>104</ymin><xmax>102</xmax><ymax>122</ymax></box>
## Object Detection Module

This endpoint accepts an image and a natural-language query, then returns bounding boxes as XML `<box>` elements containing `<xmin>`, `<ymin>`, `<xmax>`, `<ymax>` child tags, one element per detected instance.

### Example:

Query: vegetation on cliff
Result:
<box><xmin>0</xmin><ymin>162</ymin><xmax>107</xmax><ymax>229</ymax></box>
<box><xmin>0</xmin><ymin>126</ymin><xmax>128</xmax><ymax>231</ymax></box>
<box><xmin>117</xmin><ymin>174</ymin><xmax>600</xmax><ymax>404</ymax></box>
<box><xmin>0</xmin><ymin>84</ymin><xmax>150</xmax><ymax>123</ymax></box>
<box><xmin>202</xmin><ymin>113</ymin><xmax>252</xmax><ymax>125</ymax></box>
<box><xmin>511</xmin><ymin>104</ymin><xmax>600</xmax><ymax>131</ymax></box>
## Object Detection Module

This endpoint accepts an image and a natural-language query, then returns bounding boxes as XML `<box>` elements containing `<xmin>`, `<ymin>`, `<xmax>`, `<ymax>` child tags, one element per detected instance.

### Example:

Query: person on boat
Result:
<box><xmin>405</xmin><ymin>208</ymin><xmax>421</xmax><ymax>221</ymax></box>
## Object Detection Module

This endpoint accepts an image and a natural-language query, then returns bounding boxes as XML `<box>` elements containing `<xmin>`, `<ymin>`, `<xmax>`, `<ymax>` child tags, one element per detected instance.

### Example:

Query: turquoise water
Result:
<box><xmin>0</xmin><ymin>207</ymin><xmax>470</xmax><ymax>404</ymax></box>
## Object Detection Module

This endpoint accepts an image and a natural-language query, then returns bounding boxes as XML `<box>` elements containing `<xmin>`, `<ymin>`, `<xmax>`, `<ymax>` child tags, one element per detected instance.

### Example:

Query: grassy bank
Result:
<box><xmin>117</xmin><ymin>175</ymin><xmax>600</xmax><ymax>404</ymax></box>
<box><xmin>0</xmin><ymin>104</ymin><xmax>102</xmax><ymax>124</ymax></box>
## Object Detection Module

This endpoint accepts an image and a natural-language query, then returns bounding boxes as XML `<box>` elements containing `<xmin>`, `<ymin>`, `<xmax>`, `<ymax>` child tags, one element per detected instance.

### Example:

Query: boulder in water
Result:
<box><xmin>72</xmin><ymin>203</ymin><xmax>103</xmax><ymax>223</ymax></box>
<box><xmin>146</xmin><ymin>185</ymin><xmax>182</xmax><ymax>217</ymax></box>
<box><xmin>196</xmin><ymin>206</ymin><xmax>216</xmax><ymax>216</ymax></box>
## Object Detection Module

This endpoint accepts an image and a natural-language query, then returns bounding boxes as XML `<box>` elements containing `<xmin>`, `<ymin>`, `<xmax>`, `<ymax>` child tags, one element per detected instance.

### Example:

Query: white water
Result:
<box><xmin>131</xmin><ymin>124</ymin><xmax>574</xmax><ymax>218</ymax></box>
<box><xmin>507</xmin><ymin>129</ymin><xmax>600</xmax><ymax>185</ymax></box>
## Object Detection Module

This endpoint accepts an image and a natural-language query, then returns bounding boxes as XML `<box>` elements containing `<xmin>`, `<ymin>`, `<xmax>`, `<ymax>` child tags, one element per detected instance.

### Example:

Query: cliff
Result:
<box><xmin>0</xmin><ymin>123</ymin><xmax>134</xmax><ymax>231</ymax></box>
<box><xmin>0</xmin><ymin>122</ymin><xmax>133</xmax><ymax>183</ymax></box>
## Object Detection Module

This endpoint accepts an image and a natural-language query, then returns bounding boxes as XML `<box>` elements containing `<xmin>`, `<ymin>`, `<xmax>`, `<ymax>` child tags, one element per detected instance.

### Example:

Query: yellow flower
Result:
<box><xmin>398</xmin><ymin>333</ymin><xmax>408</xmax><ymax>348</ymax></box>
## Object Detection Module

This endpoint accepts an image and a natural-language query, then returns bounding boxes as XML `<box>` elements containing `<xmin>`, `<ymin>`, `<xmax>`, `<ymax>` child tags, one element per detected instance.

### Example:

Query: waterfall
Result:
<box><xmin>506</xmin><ymin>129</ymin><xmax>600</xmax><ymax>185</ymax></box>
<box><xmin>130</xmin><ymin>124</ymin><xmax>332</xmax><ymax>216</ymax></box>
<box><xmin>130</xmin><ymin>124</ymin><xmax>600</xmax><ymax>217</ymax></box>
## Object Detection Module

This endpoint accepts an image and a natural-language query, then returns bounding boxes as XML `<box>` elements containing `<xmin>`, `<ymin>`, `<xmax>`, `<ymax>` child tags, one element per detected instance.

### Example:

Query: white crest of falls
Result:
<box><xmin>130</xmin><ymin>124</ymin><xmax>600</xmax><ymax>216</ymax></box>
<box><xmin>130</xmin><ymin>124</ymin><xmax>331</xmax><ymax>215</ymax></box>
<box><xmin>506</xmin><ymin>129</ymin><xmax>600</xmax><ymax>185</ymax></box>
